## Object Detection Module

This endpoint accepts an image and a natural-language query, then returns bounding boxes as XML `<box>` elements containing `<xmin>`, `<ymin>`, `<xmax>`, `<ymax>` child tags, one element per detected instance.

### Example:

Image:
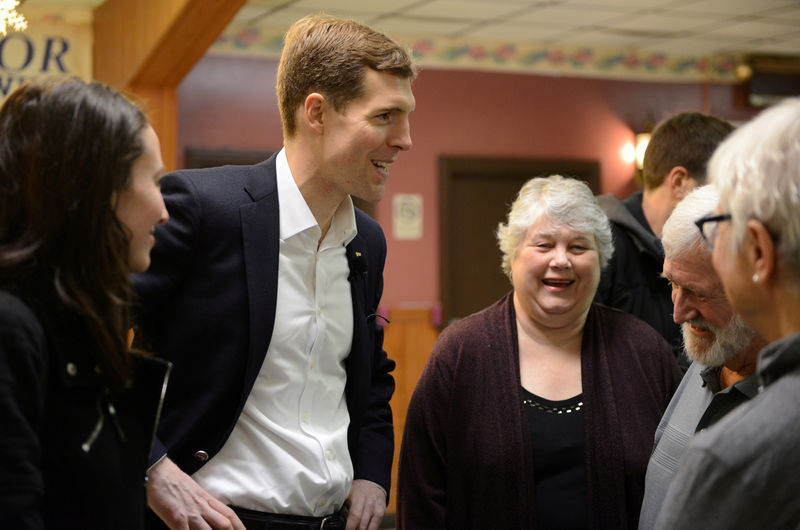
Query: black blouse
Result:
<box><xmin>522</xmin><ymin>387</ymin><xmax>588</xmax><ymax>529</ymax></box>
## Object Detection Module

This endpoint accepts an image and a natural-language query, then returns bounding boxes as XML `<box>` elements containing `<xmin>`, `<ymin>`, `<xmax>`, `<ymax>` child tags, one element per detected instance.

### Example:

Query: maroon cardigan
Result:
<box><xmin>397</xmin><ymin>293</ymin><xmax>681</xmax><ymax>529</ymax></box>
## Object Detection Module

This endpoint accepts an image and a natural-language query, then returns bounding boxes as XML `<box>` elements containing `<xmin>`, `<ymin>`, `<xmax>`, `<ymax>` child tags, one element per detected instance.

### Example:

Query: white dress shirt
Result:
<box><xmin>192</xmin><ymin>148</ymin><xmax>357</xmax><ymax>515</ymax></box>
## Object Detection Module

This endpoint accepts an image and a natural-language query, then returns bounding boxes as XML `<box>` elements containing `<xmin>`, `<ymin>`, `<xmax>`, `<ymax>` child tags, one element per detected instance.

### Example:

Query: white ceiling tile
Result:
<box><xmin>759</xmin><ymin>6</ymin><xmax>800</xmax><ymax>23</ymax></box>
<box><xmin>703</xmin><ymin>20</ymin><xmax>800</xmax><ymax>40</ymax></box>
<box><xmin>244</xmin><ymin>7</ymin><xmax>330</xmax><ymax>27</ymax></box>
<box><xmin>464</xmin><ymin>22</ymin><xmax>569</xmax><ymax>41</ymax></box>
<box><xmin>668</xmin><ymin>0</ymin><xmax>799</xmax><ymax>17</ymax></box>
<box><xmin>293</xmin><ymin>0</ymin><xmax>421</xmax><ymax>15</ymax></box>
<box><xmin>604</xmin><ymin>13</ymin><xmax>718</xmax><ymax>32</ymax></box>
<box><xmin>454</xmin><ymin>0</ymin><xmax>547</xmax><ymax>3</ymax></box>
<box><xmin>580</xmin><ymin>0</ymin><xmax>671</xmax><ymax>8</ymax></box>
<box><xmin>231</xmin><ymin>6</ymin><xmax>274</xmax><ymax>24</ymax></box>
<box><xmin>245</xmin><ymin>0</ymin><xmax>297</xmax><ymax>7</ymax></box>
<box><xmin>372</xmin><ymin>16</ymin><xmax>474</xmax><ymax>37</ymax></box>
<box><xmin>404</xmin><ymin>0</ymin><xmax>527</xmax><ymax>21</ymax></box>
<box><xmin>513</xmin><ymin>5</ymin><xmax>628</xmax><ymax>26</ymax></box>
<box><xmin>654</xmin><ymin>8</ymin><xmax>736</xmax><ymax>25</ymax></box>
<box><xmin>550</xmin><ymin>30</ymin><xmax>644</xmax><ymax>47</ymax></box>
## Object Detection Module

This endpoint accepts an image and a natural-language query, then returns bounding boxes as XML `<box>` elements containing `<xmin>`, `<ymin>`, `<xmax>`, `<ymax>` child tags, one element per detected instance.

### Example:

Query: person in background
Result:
<box><xmin>133</xmin><ymin>15</ymin><xmax>416</xmax><ymax>530</ymax></box>
<box><xmin>398</xmin><ymin>175</ymin><xmax>681</xmax><ymax>530</ymax></box>
<box><xmin>0</xmin><ymin>78</ymin><xmax>170</xmax><ymax>528</ymax></box>
<box><xmin>656</xmin><ymin>97</ymin><xmax>800</xmax><ymax>529</ymax></box>
<box><xmin>596</xmin><ymin>112</ymin><xmax>734</xmax><ymax>369</ymax></box>
<box><xmin>638</xmin><ymin>185</ymin><xmax>765</xmax><ymax>528</ymax></box>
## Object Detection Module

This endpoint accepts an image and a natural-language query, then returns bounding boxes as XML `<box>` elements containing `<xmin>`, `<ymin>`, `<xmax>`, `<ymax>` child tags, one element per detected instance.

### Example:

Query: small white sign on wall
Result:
<box><xmin>392</xmin><ymin>193</ymin><xmax>423</xmax><ymax>240</ymax></box>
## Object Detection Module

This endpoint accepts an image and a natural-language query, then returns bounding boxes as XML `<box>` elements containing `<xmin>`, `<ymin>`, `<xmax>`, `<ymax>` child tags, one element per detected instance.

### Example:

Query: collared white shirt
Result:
<box><xmin>192</xmin><ymin>148</ymin><xmax>357</xmax><ymax>515</ymax></box>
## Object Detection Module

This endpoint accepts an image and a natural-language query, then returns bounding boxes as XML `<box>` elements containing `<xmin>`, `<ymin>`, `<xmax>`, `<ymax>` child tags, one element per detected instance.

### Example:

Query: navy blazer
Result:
<box><xmin>132</xmin><ymin>153</ymin><xmax>396</xmax><ymax>494</ymax></box>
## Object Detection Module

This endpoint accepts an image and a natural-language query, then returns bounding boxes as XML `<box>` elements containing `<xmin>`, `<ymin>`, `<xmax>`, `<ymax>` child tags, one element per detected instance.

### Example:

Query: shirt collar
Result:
<box><xmin>326</xmin><ymin>196</ymin><xmax>358</xmax><ymax>249</ymax></box>
<box><xmin>276</xmin><ymin>148</ymin><xmax>358</xmax><ymax>247</ymax></box>
<box><xmin>699</xmin><ymin>364</ymin><xmax>760</xmax><ymax>398</ymax></box>
<box><xmin>757</xmin><ymin>331</ymin><xmax>800</xmax><ymax>389</ymax></box>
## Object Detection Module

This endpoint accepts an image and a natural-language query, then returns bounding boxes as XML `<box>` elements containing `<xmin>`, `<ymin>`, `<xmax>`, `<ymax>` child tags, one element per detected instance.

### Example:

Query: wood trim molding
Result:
<box><xmin>93</xmin><ymin>0</ymin><xmax>245</xmax><ymax>171</ymax></box>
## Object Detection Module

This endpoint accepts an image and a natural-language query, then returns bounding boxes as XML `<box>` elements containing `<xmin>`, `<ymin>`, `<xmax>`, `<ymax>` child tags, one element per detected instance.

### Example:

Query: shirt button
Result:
<box><xmin>66</xmin><ymin>363</ymin><xmax>78</xmax><ymax>376</ymax></box>
<box><xmin>194</xmin><ymin>450</ymin><xmax>209</xmax><ymax>462</ymax></box>
<box><xmin>311</xmin><ymin>361</ymin><xmax>316</xmax><ymax>369</ymax></box>
<box><xmin>303</xmin><ymin>413</ymin><xmax>310</xmax><ymax>423</ymax></box>
<box><xmin>325</xmin><ymin>450</ymin><xmax>333</xmax><ymax>460</ymax></box>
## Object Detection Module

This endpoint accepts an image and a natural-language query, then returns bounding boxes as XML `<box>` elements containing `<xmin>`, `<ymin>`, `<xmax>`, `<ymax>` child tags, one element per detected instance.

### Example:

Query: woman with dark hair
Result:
<box><xmin>0</xmin><ymin>78</ymin><xmax>170</xmax><ymax>528</ymax></box>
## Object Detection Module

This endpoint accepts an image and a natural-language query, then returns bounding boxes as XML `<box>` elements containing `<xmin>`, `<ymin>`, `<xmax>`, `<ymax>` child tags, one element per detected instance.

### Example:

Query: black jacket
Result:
<box><xmin>0</xmin><ymin>286</ymin><xmax>170</xmax><ymax>529</ymax></box>
<box><xmin>594</xmin><ymin>192</ymin><xmax>688</xmax><ymax>370</ymax></box>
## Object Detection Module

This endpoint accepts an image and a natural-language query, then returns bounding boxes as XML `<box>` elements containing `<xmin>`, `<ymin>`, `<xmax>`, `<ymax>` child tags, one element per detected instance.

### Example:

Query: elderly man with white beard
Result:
<box><xmin>637</xmin><ymin>185</ymin><xmax>766</xmax><ymax>529</ymax></box>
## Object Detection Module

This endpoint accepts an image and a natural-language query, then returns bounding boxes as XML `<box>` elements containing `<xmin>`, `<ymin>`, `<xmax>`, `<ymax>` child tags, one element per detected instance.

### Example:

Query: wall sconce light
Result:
<box><xmin>621</xmin><ymin>142</ymin><xmax>636</xmax><ymax>165</ymax></box>
<box><xmin>635</xmin><ymin>133</ymin><xmax>650</xmax><ymax>170</ymax></box>
<box><xmin>736</xmin><ymin>63</ymin><xmax>753</xmax><ymax>81</ymax></box>
<box><xmin>0</xmin><ymin>0</ymin><xmax>27</xmax><ymax>36</ymax></box>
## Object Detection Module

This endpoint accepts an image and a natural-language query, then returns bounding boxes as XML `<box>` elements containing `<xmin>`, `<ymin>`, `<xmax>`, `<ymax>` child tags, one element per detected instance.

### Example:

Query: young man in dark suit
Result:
<box><xmin>133</xmin><ymin>15</ymin><xmax>416</xmax><ymax>530</ymax></box>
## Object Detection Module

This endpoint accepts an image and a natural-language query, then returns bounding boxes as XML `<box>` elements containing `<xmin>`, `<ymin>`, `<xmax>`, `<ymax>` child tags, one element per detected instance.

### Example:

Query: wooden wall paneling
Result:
<box><xmin>129</xmin><ymin>85</ymin><xmax>178</xmax><ymax>170</ymax></box>
<box><xmin>92</xmin><ymin>0</ymin><xmax>245</xmax><ymax>171</ymax></box>
<box><xmin>383</xmin><ymin>307</ymin><xmax>440</xmax><ymax>514</ymax></box>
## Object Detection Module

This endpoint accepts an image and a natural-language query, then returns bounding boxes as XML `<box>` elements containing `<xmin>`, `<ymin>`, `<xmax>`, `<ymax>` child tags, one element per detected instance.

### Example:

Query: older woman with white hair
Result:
<box><xmin>398</xmin><ymin>175</ymin><xmax>682</xmax><ymax>530</ymax></box>
<box><xmin>656</xmin><ymin>97</ymin><xmax>800</xmax><ymax>529</ymax></box>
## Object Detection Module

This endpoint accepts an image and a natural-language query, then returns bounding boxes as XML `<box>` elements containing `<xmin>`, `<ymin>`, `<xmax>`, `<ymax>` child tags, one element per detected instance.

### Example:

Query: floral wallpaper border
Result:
<box><xmin>211</xmin><ymin>24</ymin><xmax>742</xmax><ymax>83</ymax></box>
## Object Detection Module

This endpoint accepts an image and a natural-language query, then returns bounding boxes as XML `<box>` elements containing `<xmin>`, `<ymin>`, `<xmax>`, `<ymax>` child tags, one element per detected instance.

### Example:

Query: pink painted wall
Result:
<box><xmin>178</xmin><ymin>55</ymin><xmax>757</xmax><ymax>311</ymax></box>
<box><xmin>178</xmin><ymin>56</ymin><xmax>282</xmax><ymax>165</ymax></box>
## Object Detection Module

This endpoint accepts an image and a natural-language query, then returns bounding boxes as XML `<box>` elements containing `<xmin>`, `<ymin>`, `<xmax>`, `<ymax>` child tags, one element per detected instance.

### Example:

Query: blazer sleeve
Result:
<box><xmin>131</xmin><ymin>171</ymin><xmax>201</xmax><ymax>464</ymax></box>
<box><xmin>132</xmin><ymin>171</ymin><xmax>201</xmax><ymax>320</ymax></box>
<box><xmin>0</xmin><ymin>294</ymin><xmax>47</xmax><ymax>529</ymax></box>
<box><xmin>350</xmin><ymin>222</ymin><xmax>397</xmax><ymax>495</ymax></box>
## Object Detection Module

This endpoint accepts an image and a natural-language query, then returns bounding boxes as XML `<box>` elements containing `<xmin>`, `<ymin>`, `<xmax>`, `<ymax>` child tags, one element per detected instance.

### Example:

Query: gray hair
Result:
<box><xmin>496</xmin><ymin>175</ymin><xmax>613</xmax><ymax>279</ymax></box>
<box><xmin>709</xmin><ymin>97</ymin><xmax>800</xmax><ymax>275</ymax></box>
<box><xmin>662</xmin><ymin>185</ymin><xmax>719</xmax><ymax>260</ymax></box>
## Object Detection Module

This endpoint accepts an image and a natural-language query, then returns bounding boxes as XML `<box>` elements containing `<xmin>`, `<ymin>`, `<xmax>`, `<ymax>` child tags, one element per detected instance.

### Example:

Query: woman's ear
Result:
<box><xmin>747</xmin><ymin>219</ymin><xmax>776</xmax><ymax>285</ymax></box>
<box><xmin>302</xmin><ymin>93</ymin><xmax>326</xmax><ymax>134</ymax></box>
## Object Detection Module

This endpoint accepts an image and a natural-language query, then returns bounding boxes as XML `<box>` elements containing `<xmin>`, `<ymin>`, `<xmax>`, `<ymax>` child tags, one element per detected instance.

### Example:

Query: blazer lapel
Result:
<box><xmin>240</xmin><ymin>156</ymin><xmax>280</xmax><ymax>393</ymax></box>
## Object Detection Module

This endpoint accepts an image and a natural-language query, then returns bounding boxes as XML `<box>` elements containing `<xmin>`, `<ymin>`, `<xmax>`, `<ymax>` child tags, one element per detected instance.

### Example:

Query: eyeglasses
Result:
<box><xmin>695</xmin><ymin>213</ymin><xmax>732</xmax><ymax>249</ymax></box>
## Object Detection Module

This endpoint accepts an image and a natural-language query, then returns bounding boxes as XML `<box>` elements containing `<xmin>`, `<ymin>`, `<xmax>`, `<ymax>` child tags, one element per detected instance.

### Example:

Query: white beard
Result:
<box><xmin>682</xmin><ymin>314</ymin><xmax>757</xmax><ymax>368</ymax></box>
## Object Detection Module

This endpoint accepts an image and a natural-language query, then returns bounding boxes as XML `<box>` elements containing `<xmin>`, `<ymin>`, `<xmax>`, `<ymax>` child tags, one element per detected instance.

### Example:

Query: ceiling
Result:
<box><xmin>19</xmin><ymin>0</ymin><xmax>800</xmax><ymax>72</ymax></box>
<box><xmin>233</xmin><ymin>0</ymin><xmax>800</xmax><ymax>58</ymax></box>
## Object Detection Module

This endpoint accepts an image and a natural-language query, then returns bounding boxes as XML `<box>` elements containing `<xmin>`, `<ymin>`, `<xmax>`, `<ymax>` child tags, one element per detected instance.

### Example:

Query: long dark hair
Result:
<box><xmin>0</xmin><ymin>77</ymin><xmax>148</xmax><ymax>389</ymax></box>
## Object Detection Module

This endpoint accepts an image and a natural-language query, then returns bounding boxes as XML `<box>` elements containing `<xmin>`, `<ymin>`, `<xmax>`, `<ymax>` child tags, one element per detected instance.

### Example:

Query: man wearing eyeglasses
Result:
<box><xmin>637</xmin><ymin>185</ymin><xmax>765</xmax><ymax>529</ymax></box>
<box><xmin>595</xmin><ymin>113</ymin><xmax>733</xmax><ymax>371</ymax></box>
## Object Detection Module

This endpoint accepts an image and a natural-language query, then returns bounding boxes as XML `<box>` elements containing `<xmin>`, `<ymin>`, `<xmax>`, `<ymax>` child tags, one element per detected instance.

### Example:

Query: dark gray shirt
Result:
<box><xmin>638</xmin><ymin>362</ymin><xmax>758</xmax><ymax>529</ymax></box>
<box><xmin>655</xmin><ymin>332</ymin><xmax>800</xmax><ymax>530</ymax></box>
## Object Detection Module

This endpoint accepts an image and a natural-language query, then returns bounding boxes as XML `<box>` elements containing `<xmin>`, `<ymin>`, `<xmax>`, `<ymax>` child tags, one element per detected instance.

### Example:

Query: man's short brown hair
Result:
<box><xmin>642</xmin><ymin>112</ymin><xmax>734</xmax><ymax>189</ymax></box>
<box><xmin>277</xmin><ymin>15</ymin><xmax>417</xmax><ymax>138</ymax></box>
